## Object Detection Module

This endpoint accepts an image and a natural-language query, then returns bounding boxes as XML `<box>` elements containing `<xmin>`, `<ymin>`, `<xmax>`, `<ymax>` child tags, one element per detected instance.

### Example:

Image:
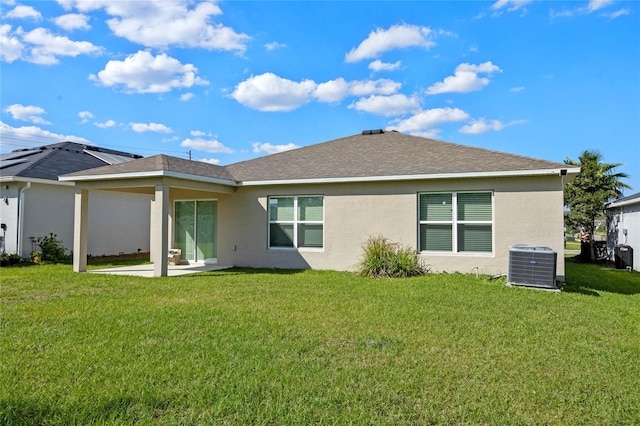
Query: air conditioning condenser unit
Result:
<box><xmin>508</xmin><ymin>244</ymin><xmax>558</xmax><ymax>290</ymax></box>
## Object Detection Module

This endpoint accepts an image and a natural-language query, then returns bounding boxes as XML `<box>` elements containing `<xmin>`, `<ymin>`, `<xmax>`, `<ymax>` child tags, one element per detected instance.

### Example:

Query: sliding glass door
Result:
<box><xmin>174</xmin><ymin>200</ymin><xmax>217</xmax><ymax>263</ymax></box>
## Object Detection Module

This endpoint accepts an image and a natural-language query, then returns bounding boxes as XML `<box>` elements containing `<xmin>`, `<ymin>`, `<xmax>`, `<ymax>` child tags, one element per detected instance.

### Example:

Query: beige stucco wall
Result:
<box><xmin>20</xmin><ymin>183</ymin><xmax>151</xmax><ymax>257</ymax></box>
<box><xmin>216</xmin><ymin>175</ymin><xmax>566</xmax><ymax>280</ymax></box>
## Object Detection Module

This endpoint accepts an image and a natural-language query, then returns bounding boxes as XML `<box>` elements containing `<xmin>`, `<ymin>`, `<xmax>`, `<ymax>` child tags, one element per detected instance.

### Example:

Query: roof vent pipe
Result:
<box><xmin>362</xmin><ymin>129</ymin><xmax>384</xmax><ymax>135</ymax></box>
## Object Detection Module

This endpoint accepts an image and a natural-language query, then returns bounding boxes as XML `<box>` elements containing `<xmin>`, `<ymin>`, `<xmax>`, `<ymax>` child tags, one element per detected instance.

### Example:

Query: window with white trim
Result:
<box><xmin>419</xmin><ymin>192</ymin><xmax>493</xmax><ymax>253</ymax></box>
<box><xmin>268</xmin><ymin>196</ymin><xmax>324</xmax><ymax>249</ymax></box>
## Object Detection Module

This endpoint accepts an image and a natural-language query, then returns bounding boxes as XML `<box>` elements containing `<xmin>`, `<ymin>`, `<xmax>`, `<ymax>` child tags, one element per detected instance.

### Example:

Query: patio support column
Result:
<box><xmin>73</xmin><ymin>188</ymin><xmax>89</xmax><ymax>272</ymax></box>
<box><xmin>153</xmin><ymin>183</ymin><xmax>169</xmax><ymax>277</ymax></box>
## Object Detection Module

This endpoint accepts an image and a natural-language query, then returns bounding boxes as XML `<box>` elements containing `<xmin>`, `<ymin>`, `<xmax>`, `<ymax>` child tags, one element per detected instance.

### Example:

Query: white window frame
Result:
<box><xmin>268</xmin><ymin>195</ymin><xmax>324</xmax><ymax>251</ymax></box>
<box><xmin>418</xmin><ymin>191</ymin><xmax>494</xmax><ymax>254</ymax></box>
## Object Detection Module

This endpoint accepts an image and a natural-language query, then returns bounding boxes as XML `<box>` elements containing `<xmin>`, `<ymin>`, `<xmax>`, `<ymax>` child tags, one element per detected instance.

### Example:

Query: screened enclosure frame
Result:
<box><xmin>418</xmin><ymin>191</ymin><xmax>494</xmax><ymax>254</ymax></box>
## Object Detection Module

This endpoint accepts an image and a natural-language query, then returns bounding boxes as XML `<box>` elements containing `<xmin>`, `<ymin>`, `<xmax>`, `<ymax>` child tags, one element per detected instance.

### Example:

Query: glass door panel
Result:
<box><xmin>196</xmin><ymin>200</ymin><xmax>217</xmax><ymax>262</ymax></box>
<box><xmin>174</xmin><ymin>200</ymin><xmax>217</xmax><ymax>263</ymax></box>
<box><xmin>175</xmin><ymin>201</ymin><xmax>196</xmax><ymax>261</ymax></box>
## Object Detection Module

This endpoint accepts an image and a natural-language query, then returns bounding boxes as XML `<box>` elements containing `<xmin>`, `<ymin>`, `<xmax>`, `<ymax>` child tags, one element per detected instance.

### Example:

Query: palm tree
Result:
<box><xmin>564</xmin><ymin>150</ymin><xmax>631</xmax><ymax>262</ymax></box>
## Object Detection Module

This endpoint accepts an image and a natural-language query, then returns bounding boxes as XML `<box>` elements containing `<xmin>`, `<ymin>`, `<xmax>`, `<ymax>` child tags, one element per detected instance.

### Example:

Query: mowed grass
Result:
<box><xmin>1</xmin><ymin>259</ymin><xmax>639</xmax><ymax>424</ymax></box>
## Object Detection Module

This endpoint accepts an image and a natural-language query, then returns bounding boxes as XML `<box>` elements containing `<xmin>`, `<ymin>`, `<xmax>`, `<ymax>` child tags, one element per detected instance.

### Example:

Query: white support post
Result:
<box><xmin>73</xmin><ymin>188</ymin><xmax>89</xmax><ymax>272</ymax></box>
<box><xmin>153</xmin><ymin>183</ymin><xmax>169</xmax><ymax>277</ymax></box>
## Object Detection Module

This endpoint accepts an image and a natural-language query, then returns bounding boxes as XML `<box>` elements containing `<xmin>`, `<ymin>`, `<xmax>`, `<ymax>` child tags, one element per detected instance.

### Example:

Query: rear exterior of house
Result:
<box><xmin>216</xmin><ymin>175</ymin><xmax>565</xmax><ymax>278</ymax></box>
<box><xmin>62</xmin><ymin>131</ymin><xmax>578</xmax><ymax>279</ymax></box>
<box><xmin>0</xmin><ymin>142</ymin><xmax>151</xmax><ymax>258</ymax></box>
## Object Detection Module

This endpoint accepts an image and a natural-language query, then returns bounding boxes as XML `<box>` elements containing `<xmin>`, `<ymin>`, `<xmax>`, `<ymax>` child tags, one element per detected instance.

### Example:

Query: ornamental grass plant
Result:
<box><xmin>358</xmin><ymin>235</ymin><xmax>428</xmax><ymax>278</ymax></box>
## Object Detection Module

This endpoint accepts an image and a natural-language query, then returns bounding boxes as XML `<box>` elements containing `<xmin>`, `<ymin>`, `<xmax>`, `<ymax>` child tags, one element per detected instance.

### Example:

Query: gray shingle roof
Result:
<box><xmin>226</xmin><ymin>131</ymin><xmax>567</xmax><ymax>182</ymax></box>
<box><xmin>0</xmin><ymin>142</ymin><xmax>141</xmax><ymax>181</ymax></box>
<box><xmin>60</xmin><ymin>131</ymin><xmax>569</xmax><ymax>184</ymax></box>
<box><xmin>62</xmin><ymin>154</ymin><xmax>237</xmax><ymax>182</ymax></box>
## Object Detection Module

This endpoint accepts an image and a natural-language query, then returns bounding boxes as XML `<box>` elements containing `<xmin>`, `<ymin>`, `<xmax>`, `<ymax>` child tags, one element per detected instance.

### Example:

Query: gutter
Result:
<box><xmin>239</xmin><ymin>167</ymin><xmax>582</xmax><ymax>187</ymax></box>
<box><xmin>17</xmin><ymin>181</ymin><xmax>31</xmax><ymax>257</ymax></box>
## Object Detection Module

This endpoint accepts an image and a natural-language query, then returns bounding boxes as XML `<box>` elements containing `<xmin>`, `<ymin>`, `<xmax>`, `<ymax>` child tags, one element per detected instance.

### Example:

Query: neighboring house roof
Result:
<box><xmin>606</xmin><ymin>192</ymin><xmax>640</xmax><ymax>209</ymax></box>
<box><xmin>0</xmin><ymin>142</ymin><xmax>142</xmax><ymax>182</ymax></box>
<box><xmin>60</xmin><ymin>130</ymin><xmax>578</xmax><ymax>186</ymax></box>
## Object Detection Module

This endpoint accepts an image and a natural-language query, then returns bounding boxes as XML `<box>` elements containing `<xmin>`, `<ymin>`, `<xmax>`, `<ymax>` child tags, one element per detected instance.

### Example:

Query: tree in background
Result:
<box><xmin>564</xmin><ymin>150</ymin><xmax>631</xmax><ymax>262</ymax></box>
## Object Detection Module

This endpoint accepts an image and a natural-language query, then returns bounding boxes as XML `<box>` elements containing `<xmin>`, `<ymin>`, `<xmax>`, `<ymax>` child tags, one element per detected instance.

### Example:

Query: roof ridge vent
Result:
<box><xmin>362</xmin><ymin>129</ymin><xmax>384</xmax><ymax>135</ymax></box>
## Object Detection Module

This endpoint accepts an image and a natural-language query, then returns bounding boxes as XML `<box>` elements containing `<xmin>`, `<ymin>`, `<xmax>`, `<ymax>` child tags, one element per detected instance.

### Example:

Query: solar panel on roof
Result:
<box><xmin>0</xmin><ymin>159</ymin><xmax>28</xmax><ymax>170</ymax></box>
<box><xmin>84</xmin><ymin>150</ymin><xmax>137</xmax><ymax>165</ymax></box>
<box><xmin>0</xmin><ymin>150</ymin><xmax>42</xmax><ymax>161</ymax></box>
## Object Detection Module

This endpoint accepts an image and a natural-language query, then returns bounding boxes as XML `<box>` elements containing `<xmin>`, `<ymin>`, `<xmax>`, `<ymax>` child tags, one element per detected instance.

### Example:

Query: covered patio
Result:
<box><xmin>61</xmin><ymin>155</ymin><xmax>238</xmax><ymax>277</ymax></box>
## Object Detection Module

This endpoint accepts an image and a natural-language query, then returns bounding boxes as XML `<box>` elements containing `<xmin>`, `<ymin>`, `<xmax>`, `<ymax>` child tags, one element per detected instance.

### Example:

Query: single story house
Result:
<box><xmin>606</xmin><ymin>192</ymin><xmax>640</xmax><ymax>271</ymax></box>
<box><xmin>60</xmin><ymin>130</ymin><xmax>580</xmax><ymax>279</ymax></box>
<box><xmin>0</xmin><ymin>142</ymin><xmax>151</xmax><ymax>258</ymax></box>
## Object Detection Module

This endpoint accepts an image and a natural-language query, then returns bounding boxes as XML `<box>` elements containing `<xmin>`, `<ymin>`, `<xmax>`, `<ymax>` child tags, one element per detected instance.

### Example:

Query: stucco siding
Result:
<box><xmin>86</xmin><ymin>190</ymin><xmax>152</xmax><ymax>256</ymax></box>
<box><xmin>14</xmin><ymin>183</ymin><xmax>151</xmax><ymax>258</ymax></box>
<box><xmin>216</xmin><ymin>175</ymin><xmax>566</xmax><ymax>279</ymax></box>
<box><xmin>22</xmin><ymin>184</ymin><xmax>74</xmax><ymax>255</ymax></box>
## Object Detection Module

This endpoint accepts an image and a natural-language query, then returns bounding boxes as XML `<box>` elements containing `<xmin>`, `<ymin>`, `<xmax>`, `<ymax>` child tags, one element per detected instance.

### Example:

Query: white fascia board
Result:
<box><xmin>606</xmin><ymin>197</ymin><xmax>640</xmax><ymax>209</ymax></box>
<box><xmin>59</xmin><ymin>170</ymin><xmax>238</xmax><ymax>187</ymax></box>
<box><xmin>240</xmin><ymin>167</ymin><xmax>581</xmax><ymax>186</ymax></box>
<box><xmin>0</xmin><ymin>176</ymin><xmax>75</xmax><ymax>186</ymax></box>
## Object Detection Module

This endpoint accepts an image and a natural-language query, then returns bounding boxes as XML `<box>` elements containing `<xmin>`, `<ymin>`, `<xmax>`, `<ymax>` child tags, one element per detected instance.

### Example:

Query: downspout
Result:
<box><xmin>17</xmin><ymin>181</ymin><xmax>31</xmax><ymax>257</ymax></box>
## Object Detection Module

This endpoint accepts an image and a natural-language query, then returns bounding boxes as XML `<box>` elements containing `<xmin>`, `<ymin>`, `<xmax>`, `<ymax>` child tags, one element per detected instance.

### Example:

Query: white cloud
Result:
<box><xmin>78</xmin><ymin>110</ymin><xmax>93</xmax><ymax>123</ymax></box>
<box><xmin>232</xmin><ymin>73</ymin><xmax>404</xmax><ymax>111</ymax></box>
<box><xmin>54</xmin><ymin>13</ymin><xmax>90</xmax><ymax>31</ymax></box>
<box><xmin>459</xmin><ymin>119</ymin><xmax>505</xmax><ymax>134</ymax></box>
<box><xmin>20</xmin><ymin>27</ymin><xmax>101</xmax><ymax>65</ymax></box>
<box><xmin>199</xmin><ymin>158</ymin><xmax>221</xmax><ymax>165</ymax></box>
<box><xmin>180</xmin><ymin>93</ymin><xmax>194</xmax><ymax>101</ymax></box>
<box><xmin>181</xmin><ymin>137</ymin><xmax>234</xmax><ymax>154</ymax></box>
<box><xmin>427</xmin><ymin>61</ymin><xmax>502</xmax><ymax>94</ymax></box>
<box><xmin>3</xmin><ymin>104</ymin><xmax>51</xmax><ymax>124</ymax></box>
<box><xmin>129</xmin><ymin>122</ymin><xmax>172</xmax><ymax>133</ymax></box>
<box><xmin>389</xmin><ymin>107</ymin><xmax>470</xmax><ymax>134</ymax></box>
<box><xmin>550</xmin><ymin>9</ymin><xmax>575</xmax><ymax>19</ymax></box>
<box><xmin>95</xmin><ymin>119</ymin><xmax>116</xmax><ymax>128</ymax></box>
<box><xmin>59</xmin><ymin>0</ymin><xmax>250</xmax><ymax>53</ymax></box>
<box><xmin>349</xmin><ymin>94</ymin><xmax>420</xmax><ymax>117</ymax></box>
<box><xmin>231</xmin><ymin>73</ymin><xmax>316</xmax><ymax>112</ymax></box>
<box><xmin>252</xmin><ymin>142</ymin><xmax>299</xmax><ymax>154</ymax></box>
<box><xmin>510</xmin><ymin>86</ymin><xmax>525</xmax><ymax>93</ymax></box>
<box><xmin>0</xmin><ymin>25</ymin><xmax>24</xmax><ymax>63</ymax></box>
<box><xmin>314</xmin><ymin>78</ymin><xmax>350</xmax><ymax>103</ymax></box>
<box><xmin>6</xmin><ymin>5</ymin><xmax>41</xmax><ymax>20</ymax></box>
<box><xmin>459</xmin><ymin>118</ymin><xmax>526</xmax><ymax>134</ymax></box>
<box><xmin>349</xmin><ymin>79</ymin><xmax>401</xmax><ymax>96</ymax></box>
<box><xmin>190</xmin><ymin>130</ymin><xmax>208</xmax><ymax>137</ymax></box>
<box><xmin>90</xmin><ymin>50</ymin><xmax>209</xmax><ymax>94</ymax></box>
<box><xmin>601</xmin><ymin>8</ymin><xmax>630</xmax><ymax>18</ymax></box>
<box><xmin>368</xmin><ymin>60</ymin><xmax>401</xmax><ymax>72</ymax></box>
<box><xmin>491</xmin><ymin>0</ymin><xmax>532</xmax><ymax>12</ymax></box>
<box><xmin>456</xmin><ymin>62</ymin><xmax>501</xmax><ymax>73</ymax></box>
<box><xmin>0</xmin><ymin>120</ymin><xmax>90</xmax><ymax>145</ymax></box>
<box><xmin>345</xmin><ymin>24</ymin><xmax>434</xmax><ymax>63</ymax></box>
<box><xmin>588</xmin><ymin>0</ymin><xmax>614</xmax><ymax>12</ymax></box>
<box><xmin>265</xmin><ymin>41</ymin><xmax>286</xmax><ymax>51</ymax></box>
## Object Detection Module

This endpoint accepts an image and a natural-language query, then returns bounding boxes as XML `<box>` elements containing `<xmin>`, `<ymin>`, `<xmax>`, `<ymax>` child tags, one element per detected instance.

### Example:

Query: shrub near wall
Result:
<box><xmin>358</xmin><ymin>236</ymin><xmax>428</xmax><ymax>278</ymax></box>
<box><xmin>36</xmin><ymin>233</ymin><xmax>71</xmax><ymax>264</ymax></box>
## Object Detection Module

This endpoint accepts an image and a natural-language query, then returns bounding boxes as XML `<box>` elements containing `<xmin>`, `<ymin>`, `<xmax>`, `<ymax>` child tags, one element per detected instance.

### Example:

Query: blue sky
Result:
<box><xmin>1</xmin><ymin>0</ymin><xmax>638</xmax><ymax>194</ymax></box>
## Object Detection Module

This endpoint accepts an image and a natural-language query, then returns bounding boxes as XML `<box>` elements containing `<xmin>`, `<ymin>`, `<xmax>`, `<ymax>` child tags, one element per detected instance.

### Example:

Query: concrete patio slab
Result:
<box><xmin>89</xmin><ymin>263</ymin><xmax>228</xmax><ymax>277</ymax></box>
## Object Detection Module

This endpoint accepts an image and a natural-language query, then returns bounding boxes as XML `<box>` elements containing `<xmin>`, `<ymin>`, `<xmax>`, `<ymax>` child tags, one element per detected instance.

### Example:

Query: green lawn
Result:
<box><xmin>564</xmin><ymin>241</ymin><xmax>581</xmax><ymax>251</ymax></box>
<box><xmin>1</xmin><ymin>259</ymin><xmax>639</xmax><ymax>425</ymax></box>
